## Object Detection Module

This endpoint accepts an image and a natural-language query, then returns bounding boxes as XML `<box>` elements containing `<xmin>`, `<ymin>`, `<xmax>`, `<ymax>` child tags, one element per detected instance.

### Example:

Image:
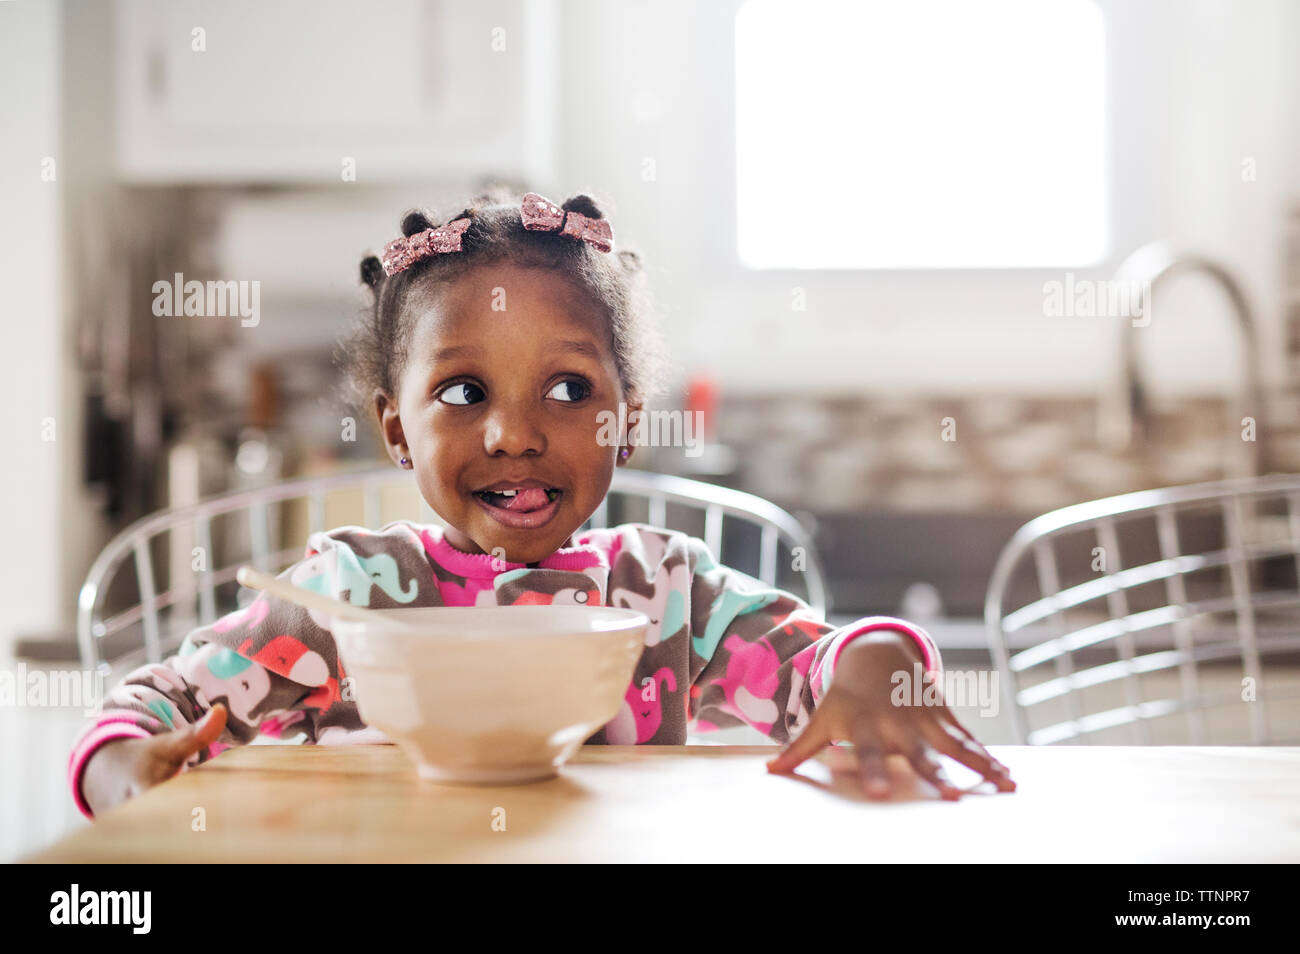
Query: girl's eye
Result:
<box><xmin>548</xmin><ymin>379</ymin><xmax>590</xmax><ymax>403</ymax></box>
<box><xmin>438</xmin><ymin>382</ymin><xmax>484</xmax><ymax>406</ymax></box>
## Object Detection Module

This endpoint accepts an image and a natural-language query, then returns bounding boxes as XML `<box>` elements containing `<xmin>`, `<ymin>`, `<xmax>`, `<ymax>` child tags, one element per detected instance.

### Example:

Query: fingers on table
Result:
<box><xmin>857</xmin><ymin>747</ymin><xmax>891</xmax><ymax>800</ymax></box>
<box><xmin>941</xmin><ymin>711</ymin><xmax>1016</xmax><ymax>786</ymax></box>
<box><xmin>165</xmin><ymin>703</ymin><xmax>228</xmax><ymax>764</ymax></box>
<box><xmin>906</xmin><ymin>745</ymin><xmax>963</xmax><ymax>801</ymax></box>
<box><xmin>923</xmin><ymin>719</ymin><xmax>1016</xmax><ymax>792</ymax></box>
<box><xmin>765</xmin><ymin>721</ymin><xmax>829</xmax><ymax>774</ymax></box>
<box><xmin>849</xmin><ymin>728</ymin><xmax>891</xmax><ymax>799</ymax></box>
<box><xmin>851</xmin><ymin>732</ymin><xmax>965</xmax><ymax>802</ymax></box>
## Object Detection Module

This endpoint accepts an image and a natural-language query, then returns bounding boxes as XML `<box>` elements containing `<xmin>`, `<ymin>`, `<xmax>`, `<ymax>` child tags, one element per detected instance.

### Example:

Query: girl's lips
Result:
<box><xmin>471</xmin><ymin>488</ymin><xmax>563</xmax><ymax>530</ymax></box>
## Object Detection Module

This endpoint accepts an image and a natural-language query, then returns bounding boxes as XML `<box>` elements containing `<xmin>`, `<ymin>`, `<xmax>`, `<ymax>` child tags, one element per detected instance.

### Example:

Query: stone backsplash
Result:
<box><xmin>705</xmin><ymin>393</ymin><xmax>1300</xmax><ymax>515</ymax></box>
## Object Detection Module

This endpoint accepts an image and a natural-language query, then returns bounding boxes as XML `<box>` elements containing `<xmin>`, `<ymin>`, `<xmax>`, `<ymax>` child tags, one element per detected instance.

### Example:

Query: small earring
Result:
<box><xmin>399</xmin><ymin>456</ymin><xmax>409</xmax><ymax>467</ymax></box>
<box><xmin>620</xmin><ymin>448</ymin><xmax>629</xmax><ymax>460</ymax></box>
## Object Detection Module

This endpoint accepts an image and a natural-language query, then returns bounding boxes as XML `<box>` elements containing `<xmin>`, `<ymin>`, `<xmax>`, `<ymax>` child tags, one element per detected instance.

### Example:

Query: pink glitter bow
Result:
<box><xmin>521</xmin><ymin>192</ymin><xmax>613</xmax><ymax>253</ymax></box>
<box><xmin>378</xmin><ymin>193</ymin><xmax>614</xmax><ymax>277</ymax></box>
<box><xmin>380</xmin><ymin>218</ymin><xmax>471</xmax><ymax>277</ymax></box>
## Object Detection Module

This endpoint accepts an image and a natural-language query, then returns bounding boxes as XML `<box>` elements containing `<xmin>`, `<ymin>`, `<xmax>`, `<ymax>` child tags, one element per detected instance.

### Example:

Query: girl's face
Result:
<box><xmin>376</xmin><ymin>262</ymin><xmax>640</xmax><ymax>564</ymax></box>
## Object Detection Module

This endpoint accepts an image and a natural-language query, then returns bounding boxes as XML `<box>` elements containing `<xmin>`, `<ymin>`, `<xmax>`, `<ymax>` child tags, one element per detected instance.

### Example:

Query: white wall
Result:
<box><xmin>0</xmin><ymin>0</ymin><xmax>64</xmax><ymax>653</ymax></box>
<box><xmin>57</xmin><ymin>0</ymin><xmax>116</xmax><ymax>643</ymax></box>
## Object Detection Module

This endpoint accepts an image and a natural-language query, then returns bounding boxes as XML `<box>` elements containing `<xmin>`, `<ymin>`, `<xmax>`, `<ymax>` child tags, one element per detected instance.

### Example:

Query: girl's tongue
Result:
<box><xmin>491</xmin><ymin>488</ymin><xmax>551</xmax><ymax>513</ymax></box>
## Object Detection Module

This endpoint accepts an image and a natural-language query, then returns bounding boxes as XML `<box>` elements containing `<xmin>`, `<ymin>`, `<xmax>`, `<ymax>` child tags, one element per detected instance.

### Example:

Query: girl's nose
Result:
<box><xmin>483</xmin><ymin>404</ymin><xmax>547</xmax><ymax>457</ymax></box>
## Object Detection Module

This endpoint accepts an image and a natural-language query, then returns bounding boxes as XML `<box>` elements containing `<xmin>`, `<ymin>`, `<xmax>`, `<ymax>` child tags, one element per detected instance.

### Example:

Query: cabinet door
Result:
<box><xmin>115</xmin><ymin>0</ymin><xmax>555</xmax><ymax>182</ymax></box>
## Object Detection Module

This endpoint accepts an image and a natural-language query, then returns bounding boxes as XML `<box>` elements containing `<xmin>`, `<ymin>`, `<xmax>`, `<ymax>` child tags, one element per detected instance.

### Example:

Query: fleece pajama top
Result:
<box><xmin>68</xmin><ymin>521</ymin><xmax>942</xmax><ymax>818</ymax></box>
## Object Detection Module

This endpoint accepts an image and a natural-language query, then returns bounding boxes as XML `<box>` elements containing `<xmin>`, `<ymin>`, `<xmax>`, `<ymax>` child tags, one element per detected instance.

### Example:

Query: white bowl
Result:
<box><xmin>330</xmin><ymin>605</ymin><xmax>648</xmax><ymax>783</ymax></box>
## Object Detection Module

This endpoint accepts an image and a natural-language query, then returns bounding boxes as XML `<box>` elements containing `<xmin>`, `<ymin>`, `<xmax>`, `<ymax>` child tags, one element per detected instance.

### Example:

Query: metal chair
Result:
<box><xmin>985</xmin><ymin>473</ymin><xmax>1300</xmax><ymax>745</ymax></box>
<box><xmin>78</xmin><ymin>464</ymin><xmax>828</xmax><ymax>679</ymax></box>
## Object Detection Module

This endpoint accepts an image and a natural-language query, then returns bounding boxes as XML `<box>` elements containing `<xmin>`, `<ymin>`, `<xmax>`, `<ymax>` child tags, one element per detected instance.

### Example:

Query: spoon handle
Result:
<box><xmin>235</xmin><ymin>565</ymin><xmax>394</xmax><ymax>628</ymax></box>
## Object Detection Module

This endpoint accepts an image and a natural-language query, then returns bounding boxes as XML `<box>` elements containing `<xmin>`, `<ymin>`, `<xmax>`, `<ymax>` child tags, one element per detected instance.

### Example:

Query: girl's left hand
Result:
<box><xmin>764</xmin><ymin>632</ymin><xmax>1017</xmax><ymax>800</ymax></box>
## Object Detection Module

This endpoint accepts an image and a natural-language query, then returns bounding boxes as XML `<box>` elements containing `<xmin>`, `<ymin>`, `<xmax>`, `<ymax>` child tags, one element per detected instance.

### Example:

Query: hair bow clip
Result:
<box><xmin>520</xmin><ymin>192</ymin><xmax>613</xmax><ymax>253</ymax></box>
<box><xmin>380</xmin><ymin>217</ymin><xmax>472</xmax><ymax>277</ymax></box>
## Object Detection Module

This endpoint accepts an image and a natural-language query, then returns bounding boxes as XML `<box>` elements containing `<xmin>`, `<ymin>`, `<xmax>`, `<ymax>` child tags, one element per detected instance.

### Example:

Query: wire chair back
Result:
<box><xmin>78</xmin><ymin>465</ymin><xmax>828</xmax><ymax>679</ymax></box>
<box><xmin>985</xmin><ymin>473</ymin><xmax>1300</xmax><ymax>745</ymax></box>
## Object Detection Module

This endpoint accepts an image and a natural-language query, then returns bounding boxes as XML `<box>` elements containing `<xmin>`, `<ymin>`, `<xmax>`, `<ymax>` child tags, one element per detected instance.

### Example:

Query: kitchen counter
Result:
<box><xmin>24</xmin><ymin>743</ymin><xmax>1300</xmax><ymax>863</ymax></box>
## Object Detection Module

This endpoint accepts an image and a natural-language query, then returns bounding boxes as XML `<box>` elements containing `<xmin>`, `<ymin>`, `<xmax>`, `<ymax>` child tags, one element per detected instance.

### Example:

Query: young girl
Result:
<box><xmin>70</xmin><ymin>189</ymin><xmax>1015</xmax><ymax>819</ymax></box>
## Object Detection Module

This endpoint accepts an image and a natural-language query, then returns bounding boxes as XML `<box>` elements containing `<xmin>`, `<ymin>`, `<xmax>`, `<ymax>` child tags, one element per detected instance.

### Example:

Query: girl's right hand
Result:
<box><xmin>81</xmin><ymin>703</ymin><xmax>228</xmax><ymax>817</ymax></box>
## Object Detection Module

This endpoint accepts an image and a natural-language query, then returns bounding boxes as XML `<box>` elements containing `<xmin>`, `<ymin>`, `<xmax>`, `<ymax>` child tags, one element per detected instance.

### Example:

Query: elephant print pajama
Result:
<box><xmin>68</xmin><ymin>521</ymin><xmax>942</xmax><ymax>818</ymax></box>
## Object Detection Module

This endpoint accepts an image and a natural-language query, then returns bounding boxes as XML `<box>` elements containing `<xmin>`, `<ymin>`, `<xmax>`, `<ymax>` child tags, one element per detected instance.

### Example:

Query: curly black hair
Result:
<box><xmin>334</xmin><ymin>187</ymin><xmax>671</xmax><ymax>427</ymax></box>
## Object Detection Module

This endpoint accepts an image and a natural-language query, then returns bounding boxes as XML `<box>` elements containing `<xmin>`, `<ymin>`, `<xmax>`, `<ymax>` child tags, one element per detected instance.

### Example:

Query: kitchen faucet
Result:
<box><xmin>1097</xmin><ymin>241</ymin><xmax>1267</xmax><ymax>479</ymax></box>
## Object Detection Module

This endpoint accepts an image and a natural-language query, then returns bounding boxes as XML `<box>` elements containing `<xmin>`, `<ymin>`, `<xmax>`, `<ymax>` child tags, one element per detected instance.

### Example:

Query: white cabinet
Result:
<box><xmin>114</xmin><ymin>0</ymin><xmax>556</xmax><ymax>182</ymax></box>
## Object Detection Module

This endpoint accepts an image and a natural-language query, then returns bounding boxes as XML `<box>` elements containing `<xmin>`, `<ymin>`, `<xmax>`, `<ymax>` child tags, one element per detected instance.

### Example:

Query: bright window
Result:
<box><xmin>735</xmin><ymin>0</ymin><xmax>1108</xmax><ymax>268</ymax></box>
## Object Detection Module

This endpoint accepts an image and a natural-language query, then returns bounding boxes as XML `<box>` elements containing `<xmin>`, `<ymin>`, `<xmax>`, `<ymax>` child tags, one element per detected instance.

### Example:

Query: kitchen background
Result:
<box><xmin>3</xmin><ymin>0</ymin><xmax>1300</xmax><ymax>858</ymax></box>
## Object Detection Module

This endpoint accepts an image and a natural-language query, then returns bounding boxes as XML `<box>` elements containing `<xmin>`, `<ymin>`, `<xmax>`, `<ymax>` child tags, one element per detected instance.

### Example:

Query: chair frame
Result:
<box><xmin>985</xmin><ymin>472</ymin><xmax>1300</xmax><ymax>745</ymax></box>
<box><xmin>78</xmin><ymin>465</ymin><xmax>828</xmax><ymax>676</ymax></box>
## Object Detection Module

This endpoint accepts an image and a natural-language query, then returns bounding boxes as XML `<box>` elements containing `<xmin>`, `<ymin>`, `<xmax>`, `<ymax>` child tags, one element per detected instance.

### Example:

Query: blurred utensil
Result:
<box><xmin>235</xmin><ymin>565</ymin><xmax>420</xmax><ymax>632</ymax></box>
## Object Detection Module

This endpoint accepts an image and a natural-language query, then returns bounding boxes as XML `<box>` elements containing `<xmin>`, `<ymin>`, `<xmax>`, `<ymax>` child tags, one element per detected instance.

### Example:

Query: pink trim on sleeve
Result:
<box><xmin>68</xmin><ymin>721</ymin><xmax>154</xmax><ymax>820</ymax></box>
<box><xmin>831</xmin><ymin>616</ymin><xmax>940</xmax><ymax>676</ymax></box>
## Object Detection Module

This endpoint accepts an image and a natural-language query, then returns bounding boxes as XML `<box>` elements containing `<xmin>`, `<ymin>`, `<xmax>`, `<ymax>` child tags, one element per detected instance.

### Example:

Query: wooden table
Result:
<box><xmin>25</xmin><ymin>745</ymin><xmax>1300</xmax><ymax>863</ymax></box>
